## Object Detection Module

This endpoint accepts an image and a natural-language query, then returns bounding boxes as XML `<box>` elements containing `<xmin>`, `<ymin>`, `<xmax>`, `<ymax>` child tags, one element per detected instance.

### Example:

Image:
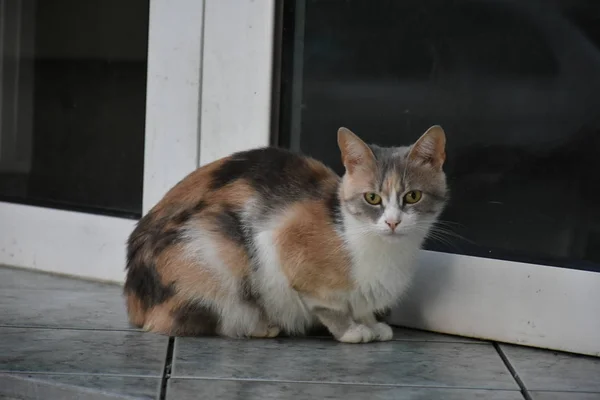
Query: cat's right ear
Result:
<box><xmin>337</xmin><ymin>127</ymin><xmax>376</xmax><ymax>175</ymax></box>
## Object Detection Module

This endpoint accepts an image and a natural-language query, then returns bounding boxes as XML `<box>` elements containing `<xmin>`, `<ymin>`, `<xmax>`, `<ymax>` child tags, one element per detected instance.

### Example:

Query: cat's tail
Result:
<box><xmin>122</xmin><ymin>211</ymin><xmax>211</xmax><ymax>335</ymax></box>
<box><xmin>123</xmin><ymin>213</ymin><xmax>158</xmax><ymax>329</ymax></box>
<box><xmin>125</xmin><ymin>291</ymin><xmax>147</xmax><ymax>328</ymax></box>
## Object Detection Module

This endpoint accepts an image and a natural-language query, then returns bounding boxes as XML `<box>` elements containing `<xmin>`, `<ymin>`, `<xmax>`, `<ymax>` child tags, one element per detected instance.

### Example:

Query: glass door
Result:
<box><xmin>0</xmin><ymin>0</ymin><xmax>147</xmax><ymax>217</ymax></box>
<box><xmin>274</xmin><ymin>0</ymin><xmax>600</xmax><ymax>356</ymax></box>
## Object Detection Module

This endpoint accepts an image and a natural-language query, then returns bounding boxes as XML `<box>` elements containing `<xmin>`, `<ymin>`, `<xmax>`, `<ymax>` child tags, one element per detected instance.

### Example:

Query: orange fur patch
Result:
<box><xmin>142</xmin><ymin>297</ymin><xmax>179</xmax><ymax>334</ymax></box>
<box><xmin>140</xmin><ymin>245</ymin><xmax>226</xmax><ymax>336</ymax></box>
<box><xmin>381</xmin><ymin>170</ymin><xmax>401</xmax><ymax>198</ymax></box>
<box><xmin>125</xmin><ymin>293</ymin><xmax>147</xmax><ymax>328</ymax></box>
<box><xmin>275</xmin><ymin>200</ymin><xmax>353</xmax><ymax>297</ymax></box>
<box><xmin>182</xmin><ymin>211</ymin><xmax>253</xmax><ymax>280</ymax></box>
<box><xmin>214</xmin><ymin>232</ymin><xmax>251</xmax><ymax>279</ymax></box>
<box><xmin>142</xmin><ymin>294</ymin><xmax>218</xmax><ymax>336</ymax></box>
<box><xmin>341</xmin><ymin>170</ymin><xmax>376</xmax><ymax>200</ymax></box>
<box><xmin>211</xmin><ymin>180</ymin><xmax>254</xmax><ymax>209</ymax></box>
<box><xmin>156</xmin><ymin>244</ymin><xmax>224</xmax><ymax>302</ymax></box>
<box><xmin>151</xmin><ymin>157</ymin><xmax>228</xmax><ymax>217</ymax></box>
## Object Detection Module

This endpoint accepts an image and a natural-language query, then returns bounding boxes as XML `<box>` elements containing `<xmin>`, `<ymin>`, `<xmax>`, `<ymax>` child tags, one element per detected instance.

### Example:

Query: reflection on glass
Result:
<box><xmin>0</xmin><ymin>0</ymin><xmax>148</xmax><ymax>217</ymax></box>
<box><xmin>278</xmin><ymin>0</ymin><xmax>600</xmax><ymax>271</ymax></box>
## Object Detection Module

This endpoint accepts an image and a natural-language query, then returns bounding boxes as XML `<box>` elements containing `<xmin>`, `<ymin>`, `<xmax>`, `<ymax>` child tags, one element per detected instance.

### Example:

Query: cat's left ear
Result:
<box><xmin>408</xmin><ymin>125</ymin><xmax>446</xmax><ymax>170</ymax></box>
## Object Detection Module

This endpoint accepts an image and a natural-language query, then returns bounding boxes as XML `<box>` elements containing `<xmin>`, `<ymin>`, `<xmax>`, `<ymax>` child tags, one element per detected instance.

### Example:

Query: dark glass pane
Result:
<box><xmin>278</xmin><ymin>0</ymin><xmax>600</xmax><ymax>271</ymax></box>
<box><xmin>0</xmin><ymin>0</ymin><xmax>148</xmax><ymax>218</ymax></box>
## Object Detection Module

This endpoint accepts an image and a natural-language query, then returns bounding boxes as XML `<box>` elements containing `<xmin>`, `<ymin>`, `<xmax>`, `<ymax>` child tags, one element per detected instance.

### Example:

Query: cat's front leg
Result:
<box><xmin>312</xmin><ymin>307</ymin><xmax>376</xmax><ymax>343</ymax></box>
<box><xmin>355</xmin><ymin>312</ymin><xmax>394</xmax><ymax>342</ymax></box>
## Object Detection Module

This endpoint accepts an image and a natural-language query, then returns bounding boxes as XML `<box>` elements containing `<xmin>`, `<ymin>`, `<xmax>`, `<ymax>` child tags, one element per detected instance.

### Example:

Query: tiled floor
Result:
<box><xmin>1</xmin><ymin>266</ymin><xmax>599</xmax><ymax>400</ymax></box>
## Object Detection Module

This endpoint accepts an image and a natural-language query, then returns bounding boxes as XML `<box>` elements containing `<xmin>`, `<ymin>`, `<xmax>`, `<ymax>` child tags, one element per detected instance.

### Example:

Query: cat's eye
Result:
<box><xmin>404</xmin><ymin>190</ymin><xmax>422</xmax><ymax>204</ymax></box>
<box><xmin>364</xmin><ymin>192</ymin><xmax>382</xmax><ymax>205</ymax></box>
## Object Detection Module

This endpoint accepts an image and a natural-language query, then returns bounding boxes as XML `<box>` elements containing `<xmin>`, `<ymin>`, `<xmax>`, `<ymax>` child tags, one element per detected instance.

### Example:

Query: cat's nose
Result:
<box><xmin>385</xmin><ymin>220</ymin><xmax>399</xmax><ymax>231</ymax></box>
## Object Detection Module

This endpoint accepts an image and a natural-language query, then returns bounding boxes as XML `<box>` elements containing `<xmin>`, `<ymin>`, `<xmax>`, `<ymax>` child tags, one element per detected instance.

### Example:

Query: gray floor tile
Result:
<box><xmin>0</xmin><ymin>328</ymin><xmax>168</xmax><ymax>377</ymax></box>
<box><xmin>530</xmin><ymin>392</ymin><xmax>600</xmax><ymax>400</ymax></box>
<box><xmin>0</xmin><ymin>266</ymin><xmax>119</xmax><ymax>291</ymax></box>
<box><xmin>389</xmin><ymin>326</ymin><xmax>483</xmax><ymax>343</ymax></box>
<box><xmin>0</xmin><ymin>373</ymin><xmax>160</xmax><ymax>400</ymax></box>
<box><xmin>0</xmin><ymin>267</ymin><xmax>132</xmax><ymax>331</ymax></box>
<box><xmin>0</xmin><ymin>267</ymin><xmax>480</xmax><ymax>340</ymax></box>
<box><xmin>500</xmin><ymin>344</ymin><xmax>600</xmax><ymax>392</ymax></box>
<box><xmin>167</xmin><ymin>379</ymin><xmax>524</xmax><ymax>400</ymax></box>
<box><xmin>172</xmin><ymin>337</ymin><xmax>517</xmax><ymax>389</ymax></box>
<box><xmin>0</xmin><ymin>289</ymin><xmax>133</xmax><ymax>331</ymax></box>
<box><xmin>304</xmin><ymin>326</ymin><xmax>483</xmax><ymax>343</ymax></box>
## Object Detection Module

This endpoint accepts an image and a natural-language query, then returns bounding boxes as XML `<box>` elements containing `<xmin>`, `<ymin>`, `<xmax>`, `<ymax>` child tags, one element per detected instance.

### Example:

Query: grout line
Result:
<box><xmin>0</xmin><ymin>371</ymin><xmax>162</xmax><ymax>378</ymax></box>
<box><xmin>168</xmin><ymin>376</ymin><xmax>518</xmax><ymax>391</ymax></box>
<box><xmin>299</xmin><ymin>333</ymin><xmax>487</xmax><ymax>344</ymax></box>
<box><xmin>531</xmin><ymin>390</ymin><xmax>600</xmax><ymax>395</ymax></box>
<box><xmin>0</xmin><ymin>325</ymin><xmax>485</xmax><ymax>344</ymax></box>
<box><xmin>177</xmin><ymin>334</ymin><xmax>487</xmax><ymax>345</ymax></box>
<box><xmin>494</xmin><ymin>343</ymin><xmax>533</xmax><ymax>400</ymax></box>
<box><xmin>159</xmin><ymin>337</ymin><xmax>175</xmax><ymax>400</ymax></box>
<box><xmin>0</xmin><ymin>324</ymin><xmax>141</xmax><ymax>332</ymax></box>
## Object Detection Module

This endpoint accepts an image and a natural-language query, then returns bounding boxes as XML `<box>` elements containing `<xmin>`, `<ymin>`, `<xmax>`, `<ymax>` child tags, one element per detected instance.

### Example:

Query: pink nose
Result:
<box><xmin>385</xmin><ymin>220</ymin><xmax>399</xmax><ymax>231</ymax></box>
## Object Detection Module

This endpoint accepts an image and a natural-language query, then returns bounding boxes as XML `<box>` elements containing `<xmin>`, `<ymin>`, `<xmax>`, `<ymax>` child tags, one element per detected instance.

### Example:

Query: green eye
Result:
<box><xmin>404</xmin><ymin>190</ymin><xmax>422</xmax><ymax>204</ymax></box>
<box><xmin>364</xmin><ymin>192</ymin><xmax>382</xmax><ymax>205</ymax></box>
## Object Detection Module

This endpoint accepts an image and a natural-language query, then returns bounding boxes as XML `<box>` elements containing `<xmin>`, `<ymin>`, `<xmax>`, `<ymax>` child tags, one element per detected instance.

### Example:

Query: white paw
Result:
<box><xmin>265</xmin><ymin>325</ymin><xmax>281</xmax><ymax>338</ymax></box>
<box><xmin>338</xmin><ymin>324</ymin><xmax>376</xmax><ymax>343</ymax></box>
<box><xmin>250</xmin><ymin>325</ymin><xmax>281</xmax><ymax>338</ymax></box>
<box><xmin>372</xmin><ymin>322</ymin><xmax>394</xmax><ymax>341</ymax></box>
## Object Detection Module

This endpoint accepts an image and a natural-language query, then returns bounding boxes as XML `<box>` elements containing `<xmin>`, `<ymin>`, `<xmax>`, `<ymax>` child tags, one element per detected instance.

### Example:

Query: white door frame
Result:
<box><xmin>1</xmin><ymin>0</ymin><xmax>598</xmax><ymax>357</ymax></box>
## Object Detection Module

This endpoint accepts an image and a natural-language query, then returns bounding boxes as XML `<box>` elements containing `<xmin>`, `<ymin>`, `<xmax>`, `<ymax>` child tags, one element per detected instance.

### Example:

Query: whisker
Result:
<box><xmin>432</xmin><ymin>219</ymin><xmax>466</xmax><ymax>228</ymax></box>
<box><xmin>407</xmin><ymin>223</ymin><xmax>473</xmax><ymax>251</ymax></box>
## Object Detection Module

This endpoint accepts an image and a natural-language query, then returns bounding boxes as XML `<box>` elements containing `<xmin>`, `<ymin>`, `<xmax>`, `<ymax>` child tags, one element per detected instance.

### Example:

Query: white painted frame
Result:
<box><xmin>199</xmin><ymin>0</ymin><xmax>275</xmax><ymax>165</ymax></box>
<box><xmin>390</xmin><ymin>251</ymin><xmax>600</xmax><ymax>357</ymax></box>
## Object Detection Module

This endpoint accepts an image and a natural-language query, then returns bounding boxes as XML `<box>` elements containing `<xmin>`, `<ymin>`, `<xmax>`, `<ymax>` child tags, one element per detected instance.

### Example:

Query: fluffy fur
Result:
<box><xmin>124</xmin><ymin>126</ymin><xmax>448</xmax><ymax>343</ymax></box>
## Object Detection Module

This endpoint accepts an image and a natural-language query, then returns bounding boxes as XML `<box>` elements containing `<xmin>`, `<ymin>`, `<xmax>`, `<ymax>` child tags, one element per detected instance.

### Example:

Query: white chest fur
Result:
<box><xmin>342</xmin><ymin>215</ymin><xmax>424</xmax><ymax>316</ymax></box>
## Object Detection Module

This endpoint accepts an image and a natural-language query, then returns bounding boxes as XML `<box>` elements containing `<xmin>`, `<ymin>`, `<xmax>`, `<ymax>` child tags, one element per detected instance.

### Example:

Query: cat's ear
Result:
<box><xmin>408</xmin><ymin>125</ymin><xmax>446</xmax><ymax>170</ymax></box>
<box><xmin>337</xmin><ymin>127</ymin><xmax>376</xmax><ymax>174</ymax></box>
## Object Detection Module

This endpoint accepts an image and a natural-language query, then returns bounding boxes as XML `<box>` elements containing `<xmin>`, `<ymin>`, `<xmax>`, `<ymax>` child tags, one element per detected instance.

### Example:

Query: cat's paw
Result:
<box><xmin>264</xmin><ymin>325</ymin><xmax>281</xmax><ymax>338</ymax></box>
<box><xmin>250</xmin><ymin>325</ymin><xmax>281</xmax><ymax>338</ymax></box>
<box><xmin>372</xmin><ymin>322</ymin><xmax>394</xmax><ymax>341</ymax></box>
<box><xmin>338</xmin><ymin>324</ymin><xmax>376</xmax><ymax>343</ymax></box>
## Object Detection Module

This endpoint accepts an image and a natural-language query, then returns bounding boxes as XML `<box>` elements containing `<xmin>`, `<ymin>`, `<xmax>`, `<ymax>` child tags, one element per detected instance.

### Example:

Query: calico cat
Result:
<box><xmin>124</xmin><ymin>126</ymin><xmax>447</xmax><ymax>343</ymax></box>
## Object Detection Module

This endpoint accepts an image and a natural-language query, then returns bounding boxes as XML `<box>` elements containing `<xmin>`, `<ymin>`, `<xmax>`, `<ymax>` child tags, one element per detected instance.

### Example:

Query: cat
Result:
<box><xmin>124</xmin><ymin>126</ymin><xmax>447</xmax><ymax>343</ymax></box>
